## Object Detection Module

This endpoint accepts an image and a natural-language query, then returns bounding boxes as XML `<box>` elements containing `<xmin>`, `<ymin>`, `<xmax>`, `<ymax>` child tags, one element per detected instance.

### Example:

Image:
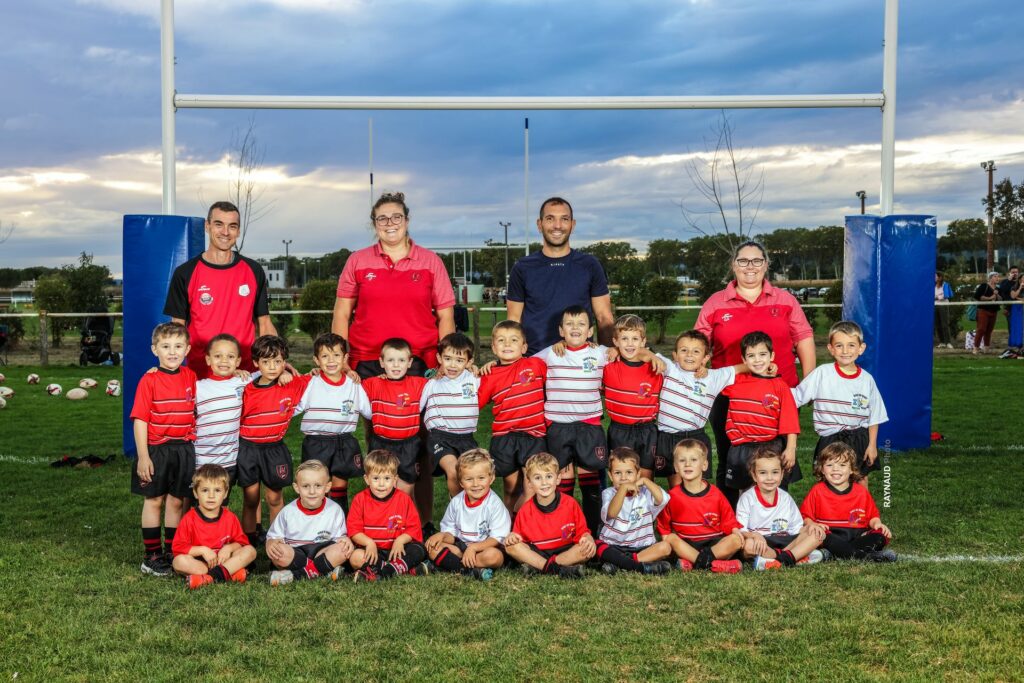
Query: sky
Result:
<box><xmin>2</xmin><ymin>0</ymin><xmax>1023</xmax><ymax>277</ymax></box>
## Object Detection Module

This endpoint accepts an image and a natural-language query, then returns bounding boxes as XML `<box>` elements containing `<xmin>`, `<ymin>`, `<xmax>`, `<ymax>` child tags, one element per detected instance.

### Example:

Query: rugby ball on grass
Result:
<box><xmin>79</xmin><ymin>378</ymin><xmax>98</xmax><ymax>389</ymax></box>
<box><xmin>0</xmin><ymin>372</ymin><xmax>6</xmax><ymax>383</ymax></box>
<box><xmin>46</xmin><ymin>383</ymin><xmax>62</xmax><ymax>396</ymax></box>
<box><xmin>106</xmin><ymin>379</ymin><xmax>121</xmax><ymax>397</ymax></box>
<box><xmin>66</xmin><ymin>387</ymin><xmax>89</xmax><ymax>401</ymax></box>
<box><xmin>0</xmin><ymin>396</ymin><xmax>6</xmax><ymax>409</ymax></box>
<box><xmin>0</xmin><ymin>386</ymin><xmax>13</xmax><ymax>399</ymax></box>
<box><xmin>27</xmin><ymin>373</ymin><xmax>40</xmax><ymax>384</ymax></box>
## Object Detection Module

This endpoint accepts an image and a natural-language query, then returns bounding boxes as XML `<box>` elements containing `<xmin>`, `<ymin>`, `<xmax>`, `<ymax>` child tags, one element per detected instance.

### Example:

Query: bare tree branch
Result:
<box><xmin>0</xmin><ymin>220</ymin><xmax>15</xmax><ymax>244</ymax></box>
<box><xmin>227</xmin><ymin>117</ymin><xmax>276</xmax><ymax>253</ymax></box>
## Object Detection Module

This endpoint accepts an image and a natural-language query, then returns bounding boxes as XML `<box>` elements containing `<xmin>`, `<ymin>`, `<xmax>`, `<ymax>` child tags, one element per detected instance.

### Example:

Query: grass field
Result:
<box><xmin>1</xmin><ymin>356</ymin><xmax>1022</xmax><ymax>681</ymax></box>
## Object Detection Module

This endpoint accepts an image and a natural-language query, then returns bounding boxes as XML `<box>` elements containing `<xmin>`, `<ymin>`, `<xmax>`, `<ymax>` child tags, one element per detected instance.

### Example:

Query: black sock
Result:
<box><xmin>578</xmin><ymin>472</ymin><xmax>603</xmax><ymax>537</ymax></box>
<box><xmin>163</xmin><ymin>527</ymin><xmax>176</xmax><ymax>555</ymax></box>
<box><xmin>435</xmin><ymin>548</ymin><xmax>464</xmax><ymax>573</ymax></box>
<box><xmin>776</xmin><ymin>549</ymin><xmax>797</xmax><ymax>567</ymax></box>
<box><xmin>287</xmin><ymin>548</ymin><xmax>310</xmax><ymax>578</ymax></box>
<box><xmin>695</xmin><ymin>547</ymin><xmax>715</xmax><ymax>570</ymax></box>
<box><xmin>142</xmin><ymin>527</ymin><xmax>162</xmax><ymax>557</ymax></box>
<box><xmin>210</xmin><ymin>565</ymin><xmax>230</xmax><ymax>583</ymax></box>
<box><xmin>599</xmin><ymin>544</ymin><xmax>644</xmax><ymax>572</ymax></box>
<box><xmin>378</xmin><ymin>557</ymin><xmax>408</xmax><ymax>578</ymax></box>
<box><xmin>313</xmin><ymin>553</ymin><xmax>335</xmax><ymax>577</ymax></box>
<box><xmin>542</xmin><ymin>556</ymin><xmax>559</xmax><ymax>574</ymax></box>
<box><xmin>330</xmin><ymin>486</ymin><xmax>348</xmax><ymax>514</ymax></box>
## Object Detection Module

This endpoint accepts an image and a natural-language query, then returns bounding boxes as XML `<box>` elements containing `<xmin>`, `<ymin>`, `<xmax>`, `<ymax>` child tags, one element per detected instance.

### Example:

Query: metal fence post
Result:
<box><xmin>39</xmin><ymin>310</ymin><xmax>49</xmax><ymax>366</ymax></box>
<box><xmin>471</xmin><ymin>306</ymin><xmax>480</xmax><ymax>352</ymax></box>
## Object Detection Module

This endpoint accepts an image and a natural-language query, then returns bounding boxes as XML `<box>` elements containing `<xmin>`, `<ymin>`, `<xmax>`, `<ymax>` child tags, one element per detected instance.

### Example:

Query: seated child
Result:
<box><xmin>656</xmin><ymin>439</ymin><xmax>743</xmax><ymax>573</ymax></box>
<box><xmin>348</xmin><ymin>450</ymin><xmax>429</xmax><ymax>581</ymax></box>
<box><xmin>596</xmin><ymin>447</ymin><xmax>672</xmax><ymax>575</ymax></box>
<box><xmin>736</xmin><ymin>445</ymin><xmax>824</xmax><ymax>569</ymax></box>
<box><xmin>266</xmin><ymin>460</ymin><xmax>354</xmax><ymax>585</ymax></box>
<box><xmin>361</xmin><ymin>338</ymin><xmax>428</xmax><ymax>501</ymax></box>
<box><xmin>171</xmin><ymin>464</ymin><xmax>256</xmax><ymax>589</ymax></box>
<box><xmin>421</xmin><ymin>332</ymin><xmax>480</xmax><ymax>498</ymax></box>
<box><xmin>131</xmin><ymin>322</ymin><xmax>198</xmax><ymax>576</ymax></box>
<box><xmin>238</xmin><ymin>335</ymin><xmax>312</xmax><ymax>544</ymax></box>
<box><xmin>793</xmin><ymin>320</ymin><xmax>888</xmax><ymax>485</ymax></box>
<box><xmin>477</xmin><ymin>321</ymin><xmax>547</xmax><ymax>512</ymax></box>
<box><xmin>801</xmin><ymin>442</ymin><xmax>896</xmax><ymax>562</ymax></box>
<box><xmin>721</xmin><ymin>331</ymin><xmax>800</xmax><ymax>497</ymax></box>
<box><xmin>425</xmin><ymin>448</ymin><xmax>510</xmax><ymax>580</ymax></box>
<box><xmin>297</xmin><ymin>332</ymin><xmax>372</xmax><ymax>513</ymax></box>
<box><xmin>503</xmin><ymin>452</ymin><xmax>596</xmax><ymax>579</ymax></box>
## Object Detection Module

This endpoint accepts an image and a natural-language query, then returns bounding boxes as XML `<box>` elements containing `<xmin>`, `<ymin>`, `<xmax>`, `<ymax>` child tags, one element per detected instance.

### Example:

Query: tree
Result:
<box><xmin>62</xmin><ymin>252</ymin><xmax>111</xmax><ymax>318</ymax></box>
<box><xmin>939</xmin><ymin>218</ymin><xmax>986</xmax><ymax>273</ymax></box>
<box><xmin>682</xmin><ymin>235</ymin><xmax>730</xmax><ymax>301</ymax></box>
<box><xmin>986</xmin><ymin>178</ymin><xmax>1024</xmax><ymax>263</ymax></box>
<box><xmin>613</xmin><ymin>260</ymin><xmax>649</xmax><ymax>306</ymax></box>
<box><xmin>644</xmin><ymin>277</ymin><xmax>684</xmax><ymax>343</ymax></box>
<box><xmin>646</xmin><ymin>239</ymin><xmax>685</xmax><ymax>277</ymax></box>
<box><xmin>320</xmin><ymin>248</ymin><xmax>352</xmax><ymax>282</ymax></box>
<box><xmin>580</xmin><ymin>241</ymin><xmax>639</xmax><ymax>285</ymax></box>
<box><xmin>680</xmin><ymin>112</ymin><xmax>765</xmax><ymax>257</ymax></box>
<box><xmin>227</xmin><ymin>117</ymin><xmax>275</xmax><ymax>253</ymax></box>
<box><xmin>33</xmin><ymin>275</ymin><xmax>72</xmax><ymax>347</ymax></box>
<box><xmin>297</xmin><ymin>279</ymin><xmax>337</xmax><ymax>340</ymax></box>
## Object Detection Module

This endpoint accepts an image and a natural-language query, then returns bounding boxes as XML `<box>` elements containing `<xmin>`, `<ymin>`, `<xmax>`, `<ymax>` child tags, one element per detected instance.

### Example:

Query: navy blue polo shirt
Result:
<box><xmin>507</xmin><ymin>249</ymin><xmax>609</xmax><ymax>355</ymax></box>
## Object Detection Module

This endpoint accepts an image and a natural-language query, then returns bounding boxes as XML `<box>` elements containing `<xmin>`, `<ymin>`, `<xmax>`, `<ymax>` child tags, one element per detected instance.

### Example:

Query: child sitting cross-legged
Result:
<box><xmin>425</xmin><ymin>448</ymin><xmax>510</xmax><ymax>581</ymax></box>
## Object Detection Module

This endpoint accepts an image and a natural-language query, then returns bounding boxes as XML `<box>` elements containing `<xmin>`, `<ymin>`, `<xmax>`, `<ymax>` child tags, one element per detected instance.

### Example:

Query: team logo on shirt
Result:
<box><xmin>722</xmin><ymin>313</ymin><xmax>733</xmax><ymax>322</ymax></box>
<box><xmin>560</xmin><ymin>522</ymin><xmax>576</xmax><ymax>540</ymax></box>
<box><xmin>185</xmin><ymin>388</ymin><xmax>194</xmax><ymax>403</ymax></box>
<box><xmin>582</xmin><ymin>356</ymin><xmax>597</xmax><ymax>372</ymax></box>
<box><xmin>692</xmin><ymin>381</ymin><xmax>707</xmax><ymax>397</ymax></box>
<box><xmin>341</xmin><ymin>400</ymin><xmax>354</xmax><ymax>415</ymax></box>
<box><xmin>477</xmin><ymin>520</ymin><xmax>491</xmax><ymax>537</ymax></box>
<box><xmin>770</xmin><ymin>518</ymin><xmax>789</xmax><ymax>534</ymax></box>
<box><xmin>387</xmin><ymin>514</ymin><xmax>405</xmax><ymax>532</ymax></box>
<box><xmin>235</xmin><ymin>387</ymin><xmax>244</xmax><ymax>399</ymax></box>
<box><xmin>199</xmin><ymin>292</ymin><xmax>214</xmax><ymax>305</ymax></box>
<box><xmin>703</xmin><ymin>512</ymin><xmax>720</xmax><ymax>528</ymax></box>
<box><xmin>638</xmin><ymin>382</ymin><xmax>653</xmax><ymax>398</ymax></box>
<box><xmin>848</xmin><ymin>508</ymin><xmax>868</xmax><ymax>525</ymax></box>
<box><xmin>769</xmin><ymin>307</ymin><xmax>780</xmax><ymax>318</ymax></box>
<box><xmin>762</xmin><ymin>393</ymin><xmax>781</xmax><ymax>411</ymax></box>
<box><xmin>518</xmin><ymin>368</ymin><xmax>536</xmax><ymax>384</ymax></box>
<box><xmin>278</xmin><ymin>397</ymin><xmax>293</xmax><ymax>414</ymax></box>
<box><xmin>411</xmin><ymin>273</ymin><xmax>421</xmax><ymax>282</ymax></box>
<box><xmin>396</xmin><ymin>392</ymin><xmax>411</xmax><ymax>408</ymax></box>
<box><xmin>365</xmin><ymin>273</ymin><xmax>377</xmax><ymax>281</ymax></box>
<box><xmin>238</xmin><ymin>284</ymin><xmax>250</xmax><ymax>297</ymax></box>
<box><xmin>460</xmin><ymin>382</ymin><xmax>476</xmax><ymax>399</ymax></box>
<box><xmin>315</xmin><ymin>530</ymin><xmax>332</xmax><ymax>542</ymax></box>
<box><xmin>852</xmin><ymin>393</ymin><xmax>869</xmax><ymax>411</ymax></box>
<box><xmin>629</xmin><ymin>507</ymin><xmax>643</xmax><ymax>524</ymax></box>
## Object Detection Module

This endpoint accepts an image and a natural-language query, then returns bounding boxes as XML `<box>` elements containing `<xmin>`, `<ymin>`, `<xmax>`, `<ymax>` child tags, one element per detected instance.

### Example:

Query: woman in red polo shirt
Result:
<box><xmin>694</xmin><ymin>241</ymin><xmax>816</xmax><ymax>504</ymax></box>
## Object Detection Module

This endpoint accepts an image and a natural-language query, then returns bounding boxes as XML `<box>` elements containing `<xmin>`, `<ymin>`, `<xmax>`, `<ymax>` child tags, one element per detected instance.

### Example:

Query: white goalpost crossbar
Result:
<box><xmin>160</xmin><ymin>0</ymin><xmax>899</xmax><ymax>216</ymax></box>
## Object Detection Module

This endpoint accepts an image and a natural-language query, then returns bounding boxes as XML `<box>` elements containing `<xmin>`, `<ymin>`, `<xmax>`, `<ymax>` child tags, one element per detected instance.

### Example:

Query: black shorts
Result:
<box><xmin>724</xmin><ymin>437</ymin><xmax>802</xmax><ymax>490</ymax></box>
<box><xmin>764</xmin><ymin>533</ymin><xmax>798</xmax><ymax>550</ymax></box>
<box><xmin>815</xmin><ymin>428</ymin><xmax>879</xmax><ymax>476</ymax></box>
<box><xmin>301</xmin><ymin>433</ymin><xmax>363</xmax><ymax>480</ymax></box>
<box><xmin>655</xmin><ymin>429</ymin><xmax>712</xmax><ymax>479</ymax></box>
<box><xmin>526</xmin><ymin>542</ymin><xmax>574</xmax><ymax>560</ymax></box>
<box><xmin>237</xmin><ymin>438</ymin><xmax>294</xmax><ymax>490</ymax></box>
<box><xmin>131</xmin><ymin>440</ymin><xmax>195</xmax><ymax>499</ymax></box>
<box><xmin>607</xmin><ymin>421</ymin><xmax>657</xmax><ymax>469</ymax></box>
<box><xmin>490</xmin><ymin>433</ymin><xmax>547</xmax><ymax>477</ymax></box>
<box><xmin>597</xmin><ymin>542</ymin><xmax>649</xmax><ymax>557</ymax></box>
<box><xmin>546</xmin><ymin>422</ymin><xmax>608</xmax><ymax>471</ymax></box>
<box><xmin>367</xmin><ymin>433</ymin><xmax>420</xmax><ymax>484</ymax></box>
<box><xmin>192</xmin><ymin>462</ymin><xmax>238</xmax><ymax>488</ymax></box>
<box><xmin>676</xmin><ymin>535</ymin><xmax>727</xmax><ymax>552</ymax></box>
<box><xmin>427</xmin><ymin>429</ymin><xmax>478</xmax><ymax>473</ymax></box>
<box><xmin>295</xmin><ymin>541</ymin><xmax>334</xmax><ymax>559</ymax></box>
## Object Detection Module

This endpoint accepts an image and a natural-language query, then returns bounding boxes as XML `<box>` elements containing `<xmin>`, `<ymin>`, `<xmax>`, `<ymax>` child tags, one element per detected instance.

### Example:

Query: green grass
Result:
<box><xmin>0</xmin><ymin>358</ymin><xmax>1022</xmax><ymax>681</ymax></box>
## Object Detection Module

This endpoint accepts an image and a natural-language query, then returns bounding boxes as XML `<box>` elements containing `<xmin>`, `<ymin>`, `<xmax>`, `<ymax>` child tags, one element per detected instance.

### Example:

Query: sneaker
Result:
<box><xmin>640</xmin><ymin>561</ymin><xmax>672</xmax><ymax>575</ymax></box>
<box><xmin>187</xmin><ymin>574</ymin><xmax>214</xmax><ymax>590</ymax></box>
<box><xmin>230</xmin><ymin>567</ymin><xmax>248</xmax><ymax>583</ymax></box>
<box><xmin>818</xmin><ymin>549</ymin><xmax>834</xmax><ymax>562</ymax></box>
<box><xmin>753</xmin><ymin>556</ymin><xmax>782</xmax><ymax>571</ymax></box>
<box><xmin>677</xmin><ymin>558</ymin><xmax>694</xmax><ymax>572</ymax></box>
<box><xmin>710</xmin><ymin>559</ymin><xmax>742</xmax><ymax>574</ymax></box>
<box><xmin>353</xmin><ymin>566</ymin><xmax>379</xmax><ymax>583</ymax></box>
<box><xmin>328</xmin><ymin>566</ymin><xmax>343</xmax><ymax>581</ymax></box>
<box><xmin>558</xmin><ymin>565</ymin><xmax>585</xmax><ymax>579</ymax></box>
<box><xmin>409</xmin><ymin>561</ymin><xmax>433</xmax><ymax>576</ymax></box>
<box><xmin>520</xmin><ymin>564</ymin><xmax>539</xmax><ymax>577</ymax></box>
<box><xmin>473</xmin><ymin>568</ymin><xmax>494</xmax><ymax>582</ymax></box>
<box><xmin>141</xmin><ymin>554</ymin><xmax>172</xmax><ymax>577</ymax></box>
<box><xmin>800</xmin><ymin>550</ymin><xmax>825</xmax><ymax>565</ymax></box>
<box><xmin>269</xmin><ymin>570</ymin><xmax>294</xmax><ymax>586</ymax></box>
<box><xmin>600</xmin><ymin>562</ymin><xmax>619</xmax><ymax>576</ymax></box>
<box><xmin>865</xmin><ymin>549</ymin><xmax>898</xmax><ymax>563</ymax></box>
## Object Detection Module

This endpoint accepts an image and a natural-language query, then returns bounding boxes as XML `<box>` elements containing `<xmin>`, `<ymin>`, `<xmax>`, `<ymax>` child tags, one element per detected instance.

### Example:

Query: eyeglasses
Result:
<box><xmin>735</xmin><ymin>258</ymin><xmax>766</xmax><ymax>267</ymax></box>
<box><xmin>374</xmin><ymin>213</ymin><xmax>406</xmax><ymax>226</ymax></box>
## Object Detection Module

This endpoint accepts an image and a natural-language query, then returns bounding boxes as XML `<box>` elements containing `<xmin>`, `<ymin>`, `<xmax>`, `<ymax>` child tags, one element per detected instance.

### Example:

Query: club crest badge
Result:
<box><xmin>238</xmin><ymin>284</ymin><xmax>250</xmax><ymax>297</ymax></box>
<box><xmin>762</xmin><ymin>393</ymin><xmax>781</xmax><ymax>411</ymax></box>
<box><xmin>200</xmin><ymin>292</ymin><xmax>213</xmax><ymax>305</ymax></box>
<box><xmin>276</xmin><ymin>464</ymin><xmax>289</xmax><ymax>480</ymax></box>
<box><xmin>341</xmin><ymin>399</ymin><xmax>354</xmax><ymax>415</ymax></box>
<box><xmin>582</xmin><ymin>356</ymin><xmax>597</xmax><ymax>372</ymax></box>
<box><xmin>278</xmin><ymin>397</ymin><xmax>293</xmax><ymax>414</ymax></box>
<box><xmin>638</xmin><ymin>382</ymin><xmax>653</xmax><ymax>398</ymax></box>
<box><xmin>461</xmin><ymin>383</ymin><xmax>476</xmax><ymax>399</ymax></box>
<box><xmin>703</xmin><ymin>512</ymin><xmax>720</xmax><ymax>528</ymax></box>
<box><xmin>852</xmin><ymin>393</ymin><xmax>869</xmax><ymax>411</ymax></box>
<box><xmin>560</xmin><ymin>523</ymin><xmax>576</xmax><ymax>540</ymax></box>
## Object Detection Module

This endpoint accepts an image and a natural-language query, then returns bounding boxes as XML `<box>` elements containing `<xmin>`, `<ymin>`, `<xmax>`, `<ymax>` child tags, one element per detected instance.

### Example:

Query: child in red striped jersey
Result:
<box><xmin>131</xmin><ymin>322</ymin><xmax>198</xmax><ymax>577</ymax></box>
<box><xmin>504</xmin><ymin>453</ymin><xmax>596</xmax><ymax>578</ymax></box>
<box><xmin>801</xmin><ymin>442</ymin><xmax>895</xmax><ymax>562</ymax></box>
<box><xmin>656</xmin><ymin>439</ymin><xmax>743</xmax><ymax>572</ymax></box>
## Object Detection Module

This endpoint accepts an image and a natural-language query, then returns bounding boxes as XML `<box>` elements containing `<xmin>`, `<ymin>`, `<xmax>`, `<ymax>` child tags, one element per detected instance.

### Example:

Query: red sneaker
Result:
<box><xmin>187</xmin><ymin>574</ymin><xmax>214</xmax><ymax>590</ymax></box>
<box><xmin>230</xmin><ymin>567</ymin><xmax>247</xmax><ymax>583</ymax></box>
<box><xmin>677</xmin><ymin>559</ymin><xmax>694</xmax><ymax>572</ymax></box>
<box><xmin>710</xmin><ymin>559</ymin><xmax>742</xmax><ymax>574</ymax></box>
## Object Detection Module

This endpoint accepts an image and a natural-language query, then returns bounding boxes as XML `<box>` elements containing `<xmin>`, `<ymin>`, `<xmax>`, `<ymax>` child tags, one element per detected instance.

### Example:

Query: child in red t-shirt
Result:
<box><xmin>503</xmin><ymin>452</ymin><xmax>596</xmax><ymax>578</ymax></box>
<box><xmin>171</xmin><ymin>464</ymin><xmax>256</xmax><ymax>589</ymax></box>
<box><xmin>348</xmin><ymin>450</ymin><xmax>429</xmax><ymax>581</ymax></box>
<box><xmin>801</xmin><ymin>442</ymin><xmax>895</xmax><ymax>562</ymax></box>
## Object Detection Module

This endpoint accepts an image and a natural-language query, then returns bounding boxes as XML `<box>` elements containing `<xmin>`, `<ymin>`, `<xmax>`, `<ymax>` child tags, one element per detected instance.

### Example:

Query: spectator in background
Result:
<box><xmin>973</xmin><ymin>271</ymin><xmax>1001</xmax><ymax>354</ymax></box>
<box><xmin>934</xmin><ymin>272</ymin><xmax>954</xmax><ymax>349</ymax></box>
<box><xmin>997</xmin><ymin>266</ymin><xmax>1022</xmax><ymax>329</ymax></box>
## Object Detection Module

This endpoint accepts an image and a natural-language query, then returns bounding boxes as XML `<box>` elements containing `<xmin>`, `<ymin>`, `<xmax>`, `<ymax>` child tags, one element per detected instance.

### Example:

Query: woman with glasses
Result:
<box><xmin>694</xmin><ymin>241</ymin><xmax>816</xmax><ymax>506</ymax></box>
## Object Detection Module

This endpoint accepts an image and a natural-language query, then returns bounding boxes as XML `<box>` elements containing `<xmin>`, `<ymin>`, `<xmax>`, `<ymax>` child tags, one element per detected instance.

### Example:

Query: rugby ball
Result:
<box><xmin>79</xmin><ymin>378</ymin><xmax>98</xmax><ymax>389</ymax></box>
<box><xmin>0</xmin><ymin>372</ymin><xmax>6</xmax><ymax>383</ymax></box>
<box><xmin>46</xmin><ymin>383</ymin><xmax>62</xmax><ymax>396</ymax></box>
<box><xmin>106</xmin><ymin>379</ymin><xmax>121</xmax><ymax>397</ymax></box>
<box><xmin>66</xmin><ymin>387</ymin><xmax>89</xmax><ymax>401</ymax></box>
<box><xmin>27</xmin><ymin>373</ymin><xmax>40</xmax><ymax>384</ymax></box>
<box><xmin>0</xmin><ymin>396</ymin><xmax>6</xmax><ymax>409</ymax></box>
<box><xmin>0</xmin><ymin>386</ymin><xmax>13</xmax><ymax>399</ymax></box>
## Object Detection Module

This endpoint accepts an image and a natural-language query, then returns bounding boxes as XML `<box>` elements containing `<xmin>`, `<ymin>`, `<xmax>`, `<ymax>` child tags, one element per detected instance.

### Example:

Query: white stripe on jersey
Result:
<box><xmin>599</xmin><ymin>484</ymin><xmax>669</xmax><ymax>548</ymax></box>
<box><xmin>195</xmin><ymin>376</ymin><xmax>249</xmax><ymax>467</ymax></box>
<box><xmin>791</xmin><ymin>364</ymin><xmax>888</xmax><ymax>436</ymax></box>
<box><xmin>266</xmin><ymin>499</ymin><xmax>348</xmax><ymax>546</ymax></box>
<box><xmin>296</xmin><ymin>376</ymin><xmax>372</xmax><ymax>436</ymax></box>
<box><xmin>421</xmin><ymin>370</ymin><xmax>480</xmax><ymax>434</ymax></box>
<box><xmin>735</xmin><ymin>487</ymin><xmax>803</xmax><ymax>535</ymax></box>
<box><xmin>439</xmin><ymin>490</ymin><xmax>512</xmax><ymax>543</ymax></box>
<box><xmin>534</xmin><ymin>345</ymin><xmax>609</xmax><ymax>423</ymax></box>
<box><xmin>657</xmin><ymin>359</ymin><xmax>735</xmax><ymax>433</ymax></box>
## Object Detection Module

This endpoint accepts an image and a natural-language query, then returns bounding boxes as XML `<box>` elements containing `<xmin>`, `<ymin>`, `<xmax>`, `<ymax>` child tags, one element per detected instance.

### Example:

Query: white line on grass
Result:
<box><xmin>901</xmin><ymin>554</ymin><xmax>1023</xmax><ymax>563</ymax></box>
<box><xmin>0</xmin><ymin>454</ymin><xmax>53</xmax><ymax>465</ymax></box>
<box><xmin>930</xmin><ymin>444</ymin><xmax>1024</xmax><ymax>452</ymax></box>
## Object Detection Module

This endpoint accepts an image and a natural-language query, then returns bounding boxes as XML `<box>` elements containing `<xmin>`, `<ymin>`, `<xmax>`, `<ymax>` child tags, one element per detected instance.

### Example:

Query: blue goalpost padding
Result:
<box><xmin>843</xmin><ymin>215</ymin><xmax>937</xmax><ymax>451</ymax></box>
<box><xmin>122</xmin><ymin>215</ymin><xmax>205</xmax><ymax>457</ymax></box>
<box><xmin>1009</xmin><ymin>305</ymin><xmax>1023</xmax><ymax>348</ymax></box>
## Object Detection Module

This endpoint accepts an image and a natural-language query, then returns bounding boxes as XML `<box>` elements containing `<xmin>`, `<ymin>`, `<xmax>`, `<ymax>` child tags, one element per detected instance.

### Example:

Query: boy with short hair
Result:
<box><xmin>736</xmin><ymin>445</ymin><xmax>824</xmax><ymax>569</ymax></box>
<box><xmin>792</xmin><ymin>320</ymin><xmax>888</xmax><ymax>484</ymax></box>
<box><xmin>503</xmin><ymin>452</ymin><xmax>596</xmax><ymax>579</ymax></box>
<box><xmin>361</xmin><ymin>338</ymin><xmax>428</xmax><ymax>501</ymax></box>
<box><xmin>348</xmin><ymin>450</ymin><xmax>429</xmax><ymax>581</ymax></box>
<box><xmin>426</xmin><ymin>448</ymin><xmax>510</xmax><ymax>580</ymax></box>
<box><xmin>266</xmin><ymin>460</ymin><xmax>354</xmax><ymax>585</ymax></box>
<box><xmin>171</xmin><ymin>464</ymin><xmax>256</xmax><ymax>589</ymax></box>
<box><xmin>721</xmin><ymin>331</ymin><xmax>800</xmax><ymax>495</ymax></box>
<box><xmin>420</xmin><ymin>332</ymin><xmax>480</xmax><ymax>498</ymax></box>
<box><xmin>597</xmin><ymin>447</ymin><xmax>673</xmax><ymax>575</ymax></box>
<box><xmin>194</xmin><ymin>334</ymin><xmax>250</xmax><ymax>486</ymax></box>
<box><xmin>477</xmin><ymin>320</ymin><xmax>547</xmax><ymax>512</ymax></box>
<box><xmin>297</xmin><ymin>332</ymin><xmax>372</xmax><ymax>513</ymax></box>
<box><xmin>131</xmin><ymin>322</ymin><xmax>198</xmax><ymax>576</ymax></box>
<box><xmin>656</xmin><ymin>439</ymin><xmax>744</xmax><ymax>573</ymax></box>
<box><xmin>238</xmin><ymin>335</ymin><xmax>312</xmax><ymax>544</ymax></box>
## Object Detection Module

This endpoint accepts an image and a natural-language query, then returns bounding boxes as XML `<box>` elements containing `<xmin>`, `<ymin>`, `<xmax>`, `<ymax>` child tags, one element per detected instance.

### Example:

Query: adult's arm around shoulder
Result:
<box><xmin>591</xmin><ymin>293</ymin><xmax>615</xmax><ymax>346</ymax></box>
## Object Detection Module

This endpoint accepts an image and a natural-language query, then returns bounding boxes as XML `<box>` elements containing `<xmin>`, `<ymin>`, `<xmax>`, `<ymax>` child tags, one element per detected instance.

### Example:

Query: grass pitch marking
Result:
<box><xmin>900</xmin><ymin>554</ymin><xmax>1023</xmax><ymax>563</ymax></box>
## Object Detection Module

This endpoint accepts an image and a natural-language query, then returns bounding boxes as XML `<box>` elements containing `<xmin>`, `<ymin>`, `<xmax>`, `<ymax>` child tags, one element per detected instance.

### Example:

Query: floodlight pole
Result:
<box><xmin>160</xmin><ymin>0</ymin><xmax>176</xmax><ymax>214</ymax></box>
<box><xmin>880</xmin><ymin>0</ymin><xmax>898</xmax><ymax>215</ymax></box>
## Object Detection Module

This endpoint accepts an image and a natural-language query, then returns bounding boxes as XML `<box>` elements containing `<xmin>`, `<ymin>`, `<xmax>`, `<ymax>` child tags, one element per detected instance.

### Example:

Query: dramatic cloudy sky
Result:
<box><xmin>2</xmin><ymin>0</ymin><xmax>1023</xmax><ymax>275</ymax></box>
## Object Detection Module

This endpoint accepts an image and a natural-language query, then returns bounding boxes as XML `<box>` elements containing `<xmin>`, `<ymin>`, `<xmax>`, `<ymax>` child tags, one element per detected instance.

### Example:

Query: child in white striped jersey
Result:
<box><xmin>194</xmin><ymin>334</ymin><xmax>251</xmax><ymax>489</ymax></box>
<box><xmin>296</xmin><ymin>333</ymin><xmax>371</xmax><ymax>514</ymax></box>
<box><xmin>596</xmin><ymin>447</ymin><xmax>673</xmax><ymax>575</ymax></box>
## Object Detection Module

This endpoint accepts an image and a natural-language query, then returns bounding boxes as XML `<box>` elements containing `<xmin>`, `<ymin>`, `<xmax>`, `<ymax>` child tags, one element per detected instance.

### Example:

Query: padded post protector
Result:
<box><xmin>842</xmin><ymin>215</ymin><xmax>936</xmax><ymax>451</ymax></box>
<box><xmin>122</xmin><ymin>215</ymin><xmax>205</xmax><ymax>457</ymax></box>
<box><xmin>1009</xmin><ymin>304</ymin><xmax>1023</xmax><ymax>348</ymax></box>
